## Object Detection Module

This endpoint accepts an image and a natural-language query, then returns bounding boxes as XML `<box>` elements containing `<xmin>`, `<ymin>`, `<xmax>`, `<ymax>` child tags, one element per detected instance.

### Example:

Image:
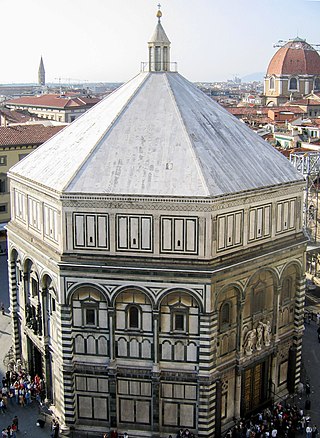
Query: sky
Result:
<box><xmin>1</xmin><ymin>0</ymin><xmax>320</xmax><ymax>84</ymax></box>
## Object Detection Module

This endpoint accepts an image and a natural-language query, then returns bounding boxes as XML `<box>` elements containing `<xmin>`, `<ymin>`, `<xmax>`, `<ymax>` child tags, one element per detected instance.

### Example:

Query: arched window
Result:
<box><xmin>289</xmin><ymin>77</ymin><xmax>298</xmax><ymax>90</ymax></box>
<box><xmin>31</xmin><ymin>277</ymin><xmax>39</xmax><ymax>298</ymax></box>
<box><xmin>128</xmin><ymin>306</ymin><xmax>139</xmax><ymax>329</ymax></box>
<box><xmin>220</xmin><ymin>302</ymin><xmax>231</xmax><ymax>327</ymax></box>
<box><xmin>72</xmin><ymin>287</ymin><xmax>107</xmax><ymax>329</ymax></box>
<box><xmin>282</xmin><ymin>277</ymin><xmax>292</xmax><ymax>302</ymax></box>
<box><xmin>269</xmin><ymin>76</ymin><xmax>275</xmax><ymax>90</ymax></box>
<box><xmin>314</xmin><ymin>78</ymin><xmax>320</xmax><ymax>91</ymax></box>
<box><xmin>252</xmin><ymin>282</ymin><xmax>266</xmax><ymax>314</ymax></box>
<box><xmin>160</xmin><ymin>292</ymin><xmax>199</xmax><ymax>336</ymax></box>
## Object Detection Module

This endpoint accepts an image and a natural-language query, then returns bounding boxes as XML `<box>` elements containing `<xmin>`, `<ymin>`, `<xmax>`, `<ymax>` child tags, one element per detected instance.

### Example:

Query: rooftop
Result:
<box><xmin>0</xmin><ymin>124</ymin><xmax>65</xmax><ymax>147</ymax></box>
<box><xmin>5</xmin><ymin>94</ymin><xmax>100</xmax><ymax>109</ymax></box>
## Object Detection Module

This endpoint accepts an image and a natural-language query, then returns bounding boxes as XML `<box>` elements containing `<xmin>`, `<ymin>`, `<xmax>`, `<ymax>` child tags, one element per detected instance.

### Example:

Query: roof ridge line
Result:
<box><xmin>164</xmin><ymin>73</ymin><xmax>211</xmax><ymax>196</ymax></box>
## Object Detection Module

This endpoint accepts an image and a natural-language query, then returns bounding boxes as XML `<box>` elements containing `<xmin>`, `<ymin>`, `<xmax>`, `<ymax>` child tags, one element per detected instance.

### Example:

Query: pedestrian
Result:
<box><xmin>18</xmin><ymin>392</ymin><xmax>25</xmax><ymax>407</ymax></box>
<box><xmin>0</xmin><ymin>303</ymin><xmax>4</xmax><ymax>315</ymax></box>
<box><xmin>25</xmin><ymin>390</ymin><xmax>31</xmax><ymax>405</ymax></box>
<box><xmin>11</xmin><ymin>423</ymin><xmax>17</xmax><ymax>438</ymax></box>
<box><xmin>110</xmin><ymin>430</ymin><xmax>118</xmax><ymax>438</ymax></box>
<box><xmin>317</xmin><ymin>326</ymin><xmax>320</xmax><ymax>343</ymax></box>
<box><xmin>317</xmin><ymin>312</ymin><xmax>320</xmax><ymax>325</ymax></box>
<box><xmin>307</xmin><ymin>425</ymin><xmax>312</xmax><ymax>438</ymax></box>
<box><xmin>312</xmin><ymin>425</ymin><xmax>319</xmax><ymax>438</ymax></box>
<box><xmin>306</xmin><ymin>382</ymin><xmax>311</xmax><ymax>397</ymax></box>
<box><xmin>51</xmin><ymin>419</ymin><xmax>59</xmax><ymax>438</ymax></box>
<box><xmin>123</xmin><ymin>433</ymin><xmax>128</xmax><ymax>438</ymax></box>
<box><xmin>12</xmin><ymin>416</ymin><xmax>18</xmax><ymax>432</ymax></box>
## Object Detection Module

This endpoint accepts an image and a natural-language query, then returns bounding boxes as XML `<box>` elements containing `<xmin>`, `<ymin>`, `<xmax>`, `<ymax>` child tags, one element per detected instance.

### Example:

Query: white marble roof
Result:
<box><xmin>148</xmin><ymin>22</ymin><xmax>170</xmax><ymax>44</ymax></box>
<box><xmin>10</xmin><ymin>72</ymin><xmax>304</xmax><ymax>197</ymax></box>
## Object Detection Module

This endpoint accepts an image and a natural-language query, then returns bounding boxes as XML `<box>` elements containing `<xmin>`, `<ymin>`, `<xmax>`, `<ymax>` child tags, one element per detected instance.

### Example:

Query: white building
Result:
<box><xmin>7</xmin><ymin>10</ymin><xmax>307</xmax><ymax>437</ymax></box>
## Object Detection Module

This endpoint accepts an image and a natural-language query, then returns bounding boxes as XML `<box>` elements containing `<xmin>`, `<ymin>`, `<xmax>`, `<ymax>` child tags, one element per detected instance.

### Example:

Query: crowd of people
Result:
<box><xmin>0</xmin><ymin>368</ymin><xmax>45</xmax><ymax>409</ymax></box>
<box><xmin>1</xmin><ymin>415</ymin><xmax>18</xmax><ymax>437</ymax></box>
<box><xmin>225</xmin><ymin>402</ymin><xmax>318</xmax><ymax>437</ymax></box>
<box><xmin>0</xmin><ymin>368</ymin><xmax>47</xmax><ymax>437</ymax></box>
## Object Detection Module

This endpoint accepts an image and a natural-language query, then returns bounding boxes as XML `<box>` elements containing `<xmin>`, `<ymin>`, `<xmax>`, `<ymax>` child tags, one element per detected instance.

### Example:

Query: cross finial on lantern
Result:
<box><xmin>156</xmin><ymin>3</ymin><xmax>162</xmax><ymax>22</ymax></box>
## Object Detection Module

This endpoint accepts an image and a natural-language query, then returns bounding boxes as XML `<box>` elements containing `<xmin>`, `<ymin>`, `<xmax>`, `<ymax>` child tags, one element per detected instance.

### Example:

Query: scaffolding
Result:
<box><xmin>290</xmin><ymin>152</ymin><xmax>320</xmax><ymax>276</ymax></box>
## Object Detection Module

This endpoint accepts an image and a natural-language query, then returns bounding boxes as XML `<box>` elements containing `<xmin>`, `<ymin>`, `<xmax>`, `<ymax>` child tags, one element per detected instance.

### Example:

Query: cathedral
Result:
<box><xmin>264</xmin><ymin>37</ymin><xmax>320</xmax><ymax>106</ymax></box>
<box><xmin>7</xmin><ymin>10</ymin><xmax>307</xmax><ymax>437</ymax></box>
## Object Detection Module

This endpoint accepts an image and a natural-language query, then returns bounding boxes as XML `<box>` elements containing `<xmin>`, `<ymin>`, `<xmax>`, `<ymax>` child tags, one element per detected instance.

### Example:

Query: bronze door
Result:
<box><xmin>242</xmin><ymin>360</ymin><xmax>269</xmax><ymax>415</ymax></box>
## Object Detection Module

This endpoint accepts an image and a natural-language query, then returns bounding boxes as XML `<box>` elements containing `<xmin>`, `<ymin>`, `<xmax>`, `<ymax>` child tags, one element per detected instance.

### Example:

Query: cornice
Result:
<box><xmin>61</xmin><ymin>183</ymin><xmax>303</xmax><ymax>212</ymax></box>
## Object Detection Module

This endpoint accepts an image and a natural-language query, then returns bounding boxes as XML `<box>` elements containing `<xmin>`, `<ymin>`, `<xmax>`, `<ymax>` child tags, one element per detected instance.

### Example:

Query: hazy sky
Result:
<box><xmin>1</xmin><ymin>0</ymin><xmax>320</xmax><ymax>84</ymax></box>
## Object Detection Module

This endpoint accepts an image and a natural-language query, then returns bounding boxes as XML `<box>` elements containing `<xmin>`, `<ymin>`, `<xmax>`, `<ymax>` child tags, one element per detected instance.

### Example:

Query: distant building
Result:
<box><xmin>0</xmin><ymin>109</ymin><xmax>42</xmax><ymax>126</ymax></box>
<box><xmin>264</xmin><ymin>38</ymin><xmax>320</xmax><ymax>106</ymax></box>
<box><xmin>7</xmin><ymin>9</ymin><xmax>306</xmax><ymax>438</ymax></box>
<box><xmin>5</xmin><ymin>94</ymin><xmax>100</xmax><ymax>123</ymax></box>
<box><xmin>38</xmin><ymin>57</ymin><xmax>45</xmax><ymax>86</ymax></box>
<box><xmin>0</xmin><ymin>124</ymin><xmax>65</xmax><ymax>227</ymax></box>
<box><xmin>285</xmin><ymin>91</ymin><xmax>320</xmax><ymax>118</ymax></box>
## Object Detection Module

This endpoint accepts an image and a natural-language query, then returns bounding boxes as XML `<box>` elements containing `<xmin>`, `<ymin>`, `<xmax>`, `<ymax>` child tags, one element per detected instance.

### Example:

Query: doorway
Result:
<box><xmin>241</xmin><ymin>358</ymin><xmax>270</xmax><ymax>416</ymax></box>
<box><xmin>27</xmin><ymin>338</ymin><xmax>43</xmax><ymax>378</ymax></box>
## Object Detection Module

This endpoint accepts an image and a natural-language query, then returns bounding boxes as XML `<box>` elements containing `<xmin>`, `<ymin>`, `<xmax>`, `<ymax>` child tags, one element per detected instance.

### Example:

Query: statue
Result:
<box><xmin>263</xmin><ymin>320</ymin><xmax>271</xmax><ymax>346</ymax></box>
<box><xmin>256</xmin><ymin>322</ymin><xmax>263</xmax><ymax>350</ymax></box>
<box><xmin>16</xmin><ymin>359</ymin><xmax>22</xmax><ymax>372</ymax></box>
<box><xmin>26</xmin><ymin>303</ymin><xmax>31</xmax><ymax>323</ymax></box>
<box><xmin>244</xmin><ymin>330</ymin><xmax>255</xmax><ymax>356</ymax></box>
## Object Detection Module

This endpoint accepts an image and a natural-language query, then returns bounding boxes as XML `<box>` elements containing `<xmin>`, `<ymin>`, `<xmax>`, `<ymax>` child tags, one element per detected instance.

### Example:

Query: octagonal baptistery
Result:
<box><xmin>264</xmin><ymin>37</ymin><xmax>320</xmax><ymax>105</ymax></box>
<box><xmin>7</xmin><ymin>11</ymin><xmax>307</xmax><ymax>438</ymax></box>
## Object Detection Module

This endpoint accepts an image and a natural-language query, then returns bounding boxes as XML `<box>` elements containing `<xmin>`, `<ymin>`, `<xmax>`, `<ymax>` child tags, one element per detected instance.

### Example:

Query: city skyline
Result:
<box><xmin>1</xmin><ymin>0</ymin><xmax>319</xmax><ymax>84</ymax></box>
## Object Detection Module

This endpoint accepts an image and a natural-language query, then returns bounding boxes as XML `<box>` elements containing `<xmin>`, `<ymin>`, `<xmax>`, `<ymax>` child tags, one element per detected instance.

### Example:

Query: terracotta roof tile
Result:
<box><xmin>0</xmin><ymin>109</ymin><xmax>41</xmax><ymax>124</ymax></box>
<box><xmin>267</xmin><ymin>39</ymin><xmax>320</xmax><ymax>76</ymax></box>
<box><xmin>0</xmin><ymin>124</ymin><xmax>65</xmax><ymax>147</ymax></box>
<box><xmin>5</xmin><ymin>94</ymin><xmax>100</xmax><ymax>109</ymax></box>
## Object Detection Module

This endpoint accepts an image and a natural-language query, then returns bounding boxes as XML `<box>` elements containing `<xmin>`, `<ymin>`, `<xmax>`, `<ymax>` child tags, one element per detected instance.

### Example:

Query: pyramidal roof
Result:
<box><xmin>10</xmin><ymin>15</ymin><xmax>303</xmax><ymax>199</ymax></box>
<box><xmin>149</xmin><ymin>21</ymin><xmax>170</xmax><ymax>44</ymax></box>
<box><xmin>149</xmin><ymin>6</ymin><xmax>170</xmax><ymax>44</ymax></box>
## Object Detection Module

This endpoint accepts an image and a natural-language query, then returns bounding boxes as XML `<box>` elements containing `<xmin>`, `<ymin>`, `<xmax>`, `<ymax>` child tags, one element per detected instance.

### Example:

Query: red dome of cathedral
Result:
<box><xmin>267</xmin><ymin>38</ymin><xmax>320</xmax><ymax>76</ymax></box>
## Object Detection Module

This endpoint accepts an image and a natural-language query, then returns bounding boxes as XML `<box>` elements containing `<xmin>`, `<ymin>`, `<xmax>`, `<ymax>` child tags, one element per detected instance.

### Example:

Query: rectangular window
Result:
<box><xmin>73</xmin><ymin>213</ymin><xmax>109</xmax><ymax>250</ymax></box>
<box><xmin>43</xmin><ymin>204</ymin><xmax>59</xmax><ymax>242</ymax></box>
<box><xmin>86</xmin><ymin>215</ymin><xmax>96</xmax><ymax>246</ymax></box>
<box><xmin>217</xmin><ymin>210</ymin><xmax>243</xmax><ymax>251</ymax></box>
<box><xmin>0</xmin><ymin>204</ymin><xmax>7</xmax><ymax>213</ymax></box>
<box><xmin>85</xmin><ymin>308</ymin><xmax>96</xmax><ymax>326</ymax></box>
<box><xmin>248</xmin><ymin>204</ymin><xmax>272</xmax><ymax>242</ymax></box>
<box><xmin>19</xmin><ymin>153</ymin><xmax>29</xmax><ymax>161</ymax></box>
<box><xmin>14</xmin><ymin>190</ymin><xmax>26</xmax><ymax>222</ymax></box>
<box><xmin>171</xmin><ymin>309</ymin><xmax>188</xmax><ymax>333</ymax></box>
<box><xmin>174</xmin><ymin>313</ymin><xmax>185</xmax><ymax>331</ymax></box>
<box><xmin>0</xmin><ymin>156</ymin><xmax>7</xmax><ymax>166</ymax></box>
<box><xmin>0</xmin><ymin>177</ymin><xmax>7</xmax><ymax>193</ymax></box>
<box><xmin>276</xmin><ymin>199</ymin><xmax>296</xmax><ymax>234</ymax></box>
<box><xmin>28</xmin><ymin>197</ymin><xmax>41</xmax><ymax>231</ymax></box>
<box><xmin>160</xmin><ymin>216</ymin><xmax>198</xmax><ymax>254</ymax></box>
<box><xmin>117</xmin><ymin>214</ymin><xmax>152</xmax><ymax>252</ymax></box>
